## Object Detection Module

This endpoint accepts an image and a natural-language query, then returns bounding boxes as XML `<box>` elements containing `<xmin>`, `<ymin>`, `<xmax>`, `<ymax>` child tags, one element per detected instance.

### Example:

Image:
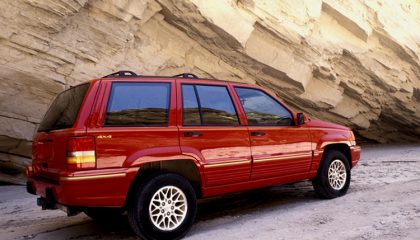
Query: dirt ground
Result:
<box><xmin>1</xmin><ymin>144</ymin><xmax>420</xmax><ymax>240</ymax></box>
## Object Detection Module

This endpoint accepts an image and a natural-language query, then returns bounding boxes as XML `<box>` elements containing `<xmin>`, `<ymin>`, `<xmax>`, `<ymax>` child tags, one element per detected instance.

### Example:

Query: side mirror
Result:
<box><xmin>297</xmin><ymin>113</ymin><xmax>305</xmax><ymax>125</ymax></box>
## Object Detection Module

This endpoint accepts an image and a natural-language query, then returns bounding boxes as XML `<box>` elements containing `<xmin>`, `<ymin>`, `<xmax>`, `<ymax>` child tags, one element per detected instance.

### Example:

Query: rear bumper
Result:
<box><xmin>350</xmin><ymin>145</ymin><xmax>361</xmax><ymax>168</ymax></box>
<box><xmin>26</xmin><ymin>168</ymin><xmax>138</xmax><ymax>207</ymax></box>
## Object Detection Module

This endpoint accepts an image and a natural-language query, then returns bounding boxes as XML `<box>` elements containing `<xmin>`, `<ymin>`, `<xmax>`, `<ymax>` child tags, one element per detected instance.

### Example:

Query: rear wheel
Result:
<box><xmin>312</xmin><ymin>150</ymin><xmax>351</xmax><ymax>199</ymax></box>
<box><xmin>128</xmin><ymin>173</ymin><xmax>197</xmax><ymax>240</ymax></box>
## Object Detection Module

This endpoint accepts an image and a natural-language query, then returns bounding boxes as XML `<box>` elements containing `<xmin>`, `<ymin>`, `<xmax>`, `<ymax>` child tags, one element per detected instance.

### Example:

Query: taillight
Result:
<box><xmin>67</xmin><ymin>136</ymin><xmax>96</xmax><ymax>170</ymax></box>
<box><xmin>350</xmin><ymin>131</ymin><xmax>356</xmax><ymax>146</ymax></box>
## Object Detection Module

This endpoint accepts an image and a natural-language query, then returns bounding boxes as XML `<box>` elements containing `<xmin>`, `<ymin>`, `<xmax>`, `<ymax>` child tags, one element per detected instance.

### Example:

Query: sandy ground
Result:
<box><xmin>1</xmin><ymin>144</ymin><xmax>420</xmax><ymax>240</ymax></box>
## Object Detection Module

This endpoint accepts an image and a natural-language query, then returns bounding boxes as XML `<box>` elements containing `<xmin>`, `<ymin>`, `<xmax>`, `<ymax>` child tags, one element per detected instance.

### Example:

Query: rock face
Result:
<box><xmin>0</xmin><ymin>0</ymin><xmax>419</xmax><ymax>183</ymax></box>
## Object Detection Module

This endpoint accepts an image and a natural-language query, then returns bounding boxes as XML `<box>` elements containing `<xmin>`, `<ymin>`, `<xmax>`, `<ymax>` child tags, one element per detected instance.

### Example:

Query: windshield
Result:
<box><xmin>37</xmin><ymin>83</ymin><xmax>90</xmax><ymax>132</ymax></box>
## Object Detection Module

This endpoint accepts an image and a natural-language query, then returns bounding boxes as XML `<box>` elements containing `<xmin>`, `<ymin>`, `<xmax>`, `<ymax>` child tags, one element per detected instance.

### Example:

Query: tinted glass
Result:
<box><xmin>182</xmin><ymin>85</ymin><xmax>201</xmax><ymax>125</ymax></box>
<box><xmin>38</xmin><ymin>83</ymin><xmax>90</xmax><ymax>132</ymax></box>
<box><xmin>105</xmin><ymin>82</ymin><xmax>170</xmax><ymax>126</ymax></box>
<box><xmin>235</xmin><ymin>87</ymin><xmax>292</xmax><ymax>126</ymax></box>
<box><xmin>195</xmin><ymin>85</ymin><xmax>239</xmax><ymax>125</ymax></box>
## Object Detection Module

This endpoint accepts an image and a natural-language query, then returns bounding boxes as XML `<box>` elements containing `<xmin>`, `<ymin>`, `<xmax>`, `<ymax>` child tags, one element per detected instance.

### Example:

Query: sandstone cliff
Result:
<box><xmin>0</xmin><ymin>0</ymin><xmax>419</xmax><ymax>183</ymax></box>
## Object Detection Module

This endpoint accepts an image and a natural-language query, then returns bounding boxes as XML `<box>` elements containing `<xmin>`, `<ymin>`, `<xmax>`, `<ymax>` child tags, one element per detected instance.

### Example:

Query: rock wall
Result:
<box><xmin>0</xmin><ymin>0</ymin><xmax>419</xmax><ymax>183</ymax></box>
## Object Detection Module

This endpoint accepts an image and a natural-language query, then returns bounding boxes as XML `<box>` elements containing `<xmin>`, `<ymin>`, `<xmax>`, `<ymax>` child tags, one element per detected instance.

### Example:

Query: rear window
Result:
<box><xmin>104</xmin><ymin>82</ymin><xmax>170</xmax><ymax>126</ymax></box>
<box><xmin>38</xmin><ymin>83</ymin><xmax>90</xmax><ymax>132</ymax></box>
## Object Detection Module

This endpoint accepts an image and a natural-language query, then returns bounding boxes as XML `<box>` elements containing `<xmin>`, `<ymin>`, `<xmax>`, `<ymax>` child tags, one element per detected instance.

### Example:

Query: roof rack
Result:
<box><xmin>102</xmin><ymin>71</ymin><xmax>200</xmax><ymax>79</ymax></box>
<box><xmin>172</xmin><ymin>73</ymin><xmax>198</xmax><ymax>79</ymax></box>
<box><xmin>103</xmin><ymin>71</ymin><xmax>138</xmax><ymax>78</ymax></box>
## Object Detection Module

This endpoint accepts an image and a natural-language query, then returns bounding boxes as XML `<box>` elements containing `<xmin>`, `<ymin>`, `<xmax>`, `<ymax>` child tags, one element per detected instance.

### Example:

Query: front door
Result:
<box><xmin>233</xmin><ymin>86</ymin><xmax>312</xmax><ymax>180</ymax></box>
<box><xmin>177</xmin><ymin>80</ymin><xmax>252</xmax><ymax>186</ymax></box>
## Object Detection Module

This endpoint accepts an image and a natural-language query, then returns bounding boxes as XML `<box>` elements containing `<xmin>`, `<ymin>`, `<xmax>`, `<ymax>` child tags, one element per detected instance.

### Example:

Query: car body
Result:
<box><xmin>26</xmin><ymin>71</ymin><xmax>361</xmax><ymax>239</ymax></box>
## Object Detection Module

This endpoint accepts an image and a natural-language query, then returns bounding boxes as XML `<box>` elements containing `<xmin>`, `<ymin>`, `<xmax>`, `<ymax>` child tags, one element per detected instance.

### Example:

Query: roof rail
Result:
<box><xmin>102</xmin><ymin>71</ymin><xmax>201</xmax><ymax>79</ymax></box>
<box><xmin>103</xmin><ymin>70</ymin><xmax>138</xmax><ymax>78</ymax></box>
<box><xmin>172</xmin><ymin>73</ymin><xmax>198</xmax><ymax>79</ymax></box>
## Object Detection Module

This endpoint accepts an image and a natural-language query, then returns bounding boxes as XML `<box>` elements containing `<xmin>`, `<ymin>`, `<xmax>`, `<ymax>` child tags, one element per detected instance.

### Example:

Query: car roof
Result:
<box><xmin>89</xmin><ymin>71</ymin><xmax>234</xmax><ymax>84</ymax></box>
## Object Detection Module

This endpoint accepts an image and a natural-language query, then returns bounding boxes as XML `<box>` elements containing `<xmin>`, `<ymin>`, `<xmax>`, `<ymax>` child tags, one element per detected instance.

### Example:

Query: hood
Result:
<box><xmin>305</xmin><ymin>119</ymin><xmax>350</xmax><ymax>131</ymax></box>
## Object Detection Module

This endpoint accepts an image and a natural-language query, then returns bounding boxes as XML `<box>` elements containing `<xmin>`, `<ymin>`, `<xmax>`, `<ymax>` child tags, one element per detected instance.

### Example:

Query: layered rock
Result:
<box><xmin>0</xmin><ymin>0</ymin><xmax>419</xmax><ymax>183</ymax></box>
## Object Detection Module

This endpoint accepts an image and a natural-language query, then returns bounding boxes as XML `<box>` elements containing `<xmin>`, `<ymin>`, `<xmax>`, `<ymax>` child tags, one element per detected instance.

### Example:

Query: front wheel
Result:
<box><xmin>128</xmin><ymin>173</ymin><xmax>197</xmax><ymax>240</ymax></box>
<box><xmin>312</xmin><ymin>150</ymin><xmax>351</xmax><ymax>199</ymax></box>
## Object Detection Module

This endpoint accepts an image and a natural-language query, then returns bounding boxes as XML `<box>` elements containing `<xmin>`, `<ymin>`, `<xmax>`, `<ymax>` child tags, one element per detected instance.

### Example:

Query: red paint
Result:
<box><xmin>27</xmin><ymin>76</ymin><xmax>361</xmax><ymax>207</ymax></box>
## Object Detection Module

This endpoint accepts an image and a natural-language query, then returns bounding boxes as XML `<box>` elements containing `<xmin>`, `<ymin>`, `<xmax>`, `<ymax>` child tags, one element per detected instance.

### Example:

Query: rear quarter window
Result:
<box><xmin>104</xmin><ymin>82</ymin><xmax>170</xmax><ymax>126</ymax></box>
<box><xmin>38</xmin><ymin>83</ymin><xmax>90</xmax><ymax>132</ymax></box>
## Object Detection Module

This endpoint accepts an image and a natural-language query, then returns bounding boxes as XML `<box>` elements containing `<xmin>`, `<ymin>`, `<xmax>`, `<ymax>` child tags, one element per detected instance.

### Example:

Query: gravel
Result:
<box><xmin>1</xmin><ymin>144</ymin><xmax>419</xmax><ymax>240</ymax></box>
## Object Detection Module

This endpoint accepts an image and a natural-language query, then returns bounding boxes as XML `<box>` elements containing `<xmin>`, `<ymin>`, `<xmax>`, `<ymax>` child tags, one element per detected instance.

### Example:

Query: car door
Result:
<box><xmin>233</xmin><ymin>85</ymin><xmax>312</xmax><ymax>180</ymax></box>
<box><xmin>177</xmin><ymin>80</ymin><xmax>252</xmax><ymax>186</ymax></box>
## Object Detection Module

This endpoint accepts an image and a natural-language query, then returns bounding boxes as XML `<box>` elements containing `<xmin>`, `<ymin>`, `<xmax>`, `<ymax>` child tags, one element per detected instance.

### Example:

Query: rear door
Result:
<box><xmin>233</xmin><ymin>86</ymin><xmax>312</xmax><ymax>180</ymax></box>
<box><xmin>177</xmin><ymin>80</ymin><xmax>251</xmax><ymax>186</ymax></box>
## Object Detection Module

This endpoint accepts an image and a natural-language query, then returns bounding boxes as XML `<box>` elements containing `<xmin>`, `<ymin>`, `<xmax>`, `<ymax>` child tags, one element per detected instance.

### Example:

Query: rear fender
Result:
<box><xmin>123</xmin><ymin>147</ymin><xmax>204</xmax><ymax>199</ymax></box>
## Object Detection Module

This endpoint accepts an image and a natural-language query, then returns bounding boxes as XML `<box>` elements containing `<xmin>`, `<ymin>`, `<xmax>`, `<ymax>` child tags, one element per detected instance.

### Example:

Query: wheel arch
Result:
<box><xmin>124</xmin><ymin>159</ymin><xmax>202</xmax><ymax>208</ymax></box>
<box><xmin>322</xmin><ymin>143</ymin><xmax>352</xmax><ymax>167</ymax></box>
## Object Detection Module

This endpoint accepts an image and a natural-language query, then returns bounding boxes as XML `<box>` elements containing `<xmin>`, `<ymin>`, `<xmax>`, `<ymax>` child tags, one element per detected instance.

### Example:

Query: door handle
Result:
<box><xmin>184</xmin><ymin>131</ymin><xmax>203</xmax><ymax>137</ymax></box>
<box><xmin>251</xmin><ymin>131</ymin><xmax>266</xmax><ymax>136</ymax></box>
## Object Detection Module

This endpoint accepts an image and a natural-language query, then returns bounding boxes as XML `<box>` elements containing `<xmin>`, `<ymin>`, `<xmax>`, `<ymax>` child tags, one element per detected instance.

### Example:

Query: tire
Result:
<box><xmin>312</xmin><ymin>150</ymin><xmax>351</xmax><ymax>199</ymax></box>
<box><xmin>83</xmin><ymin>207</ymin><xmax>124</xmax><ymax>222</ymax></box>
<box><xmin>128</xmin><ymin>173</ymin><xmax>197</xmax><ymax>240</ymax></box>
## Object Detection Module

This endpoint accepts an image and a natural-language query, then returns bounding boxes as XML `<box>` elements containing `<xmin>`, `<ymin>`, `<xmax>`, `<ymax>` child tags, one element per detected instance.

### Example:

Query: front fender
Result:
<box><xmin>309</xmin><ymin>128</ymin><xmax>353</xmax><ymax>175</ymax></box>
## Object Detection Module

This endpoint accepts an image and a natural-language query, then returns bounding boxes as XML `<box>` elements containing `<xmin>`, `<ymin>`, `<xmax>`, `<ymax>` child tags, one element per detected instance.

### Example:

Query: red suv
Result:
<box><xmin>26</xmin><ymin>71</ymin><xmax>361</xmax><ymax>239</ymax></box>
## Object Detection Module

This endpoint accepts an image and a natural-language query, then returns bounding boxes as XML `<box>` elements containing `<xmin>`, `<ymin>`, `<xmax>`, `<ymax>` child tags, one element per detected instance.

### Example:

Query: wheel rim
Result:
<box><xmin>149</xmin><ymin>186</ymin><xmax>188</xmax><ymax>231</ymax></box>
<box><xmin>328</xmin><ymin>159</ymin><xmax>347</xmax><ymax>190</ymax></box>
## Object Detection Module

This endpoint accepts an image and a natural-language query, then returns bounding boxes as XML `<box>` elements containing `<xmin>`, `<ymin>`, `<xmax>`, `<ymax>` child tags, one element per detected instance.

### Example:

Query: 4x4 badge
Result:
<box><xmin>97</xmin><ymin>135</ymin><xmax>112</xmax><ymax>139</ymax></box>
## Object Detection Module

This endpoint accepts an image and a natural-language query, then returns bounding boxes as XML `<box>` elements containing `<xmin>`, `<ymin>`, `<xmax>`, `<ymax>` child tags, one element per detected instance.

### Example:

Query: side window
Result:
<box><xmin>235</xmin><ymin>87</ymin><xmax>292</xmax><ymax>126</ymax></box>
<box><xmin>182</xmin><ymin>85</ymin><xmax>201</xmax><ymax>125</ymax></box>
<box><xmin>105</xmin><ymin>82</ymin><xmax>170</xmax><ymax>126</ymax></box>
<box><xmin>182</xmin><ymin>84</ymin><xmax>239</xmax><ymax>126</ymax></box>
